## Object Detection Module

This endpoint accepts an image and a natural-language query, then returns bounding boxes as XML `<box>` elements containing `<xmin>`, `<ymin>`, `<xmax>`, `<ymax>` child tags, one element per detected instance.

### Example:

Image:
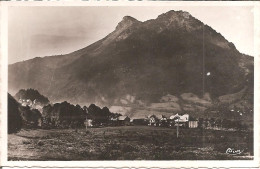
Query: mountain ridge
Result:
<box><xmin>9</xmin><ymin>10</ymin><xmax>251</xmax><ymax>67</ymax></box>
<box><xmin>8</xmin><ymin>10</ymin><xmax>253</xmax><ymax>120</ymax></box>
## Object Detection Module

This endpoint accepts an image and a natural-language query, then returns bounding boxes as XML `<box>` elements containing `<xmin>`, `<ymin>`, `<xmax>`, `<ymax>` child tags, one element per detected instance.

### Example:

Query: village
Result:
<box><xmin>85</xmin><ymin>113</ymin><xmax>247</xmax><ymax>132</ymax></box>
<box><xmin>15</xmin><ymin>91</ymin><xmax>248</xmax><ymax>132</ymax></box>
<box><xmin>85</xmin><ymin>113</ymin><xmax>198</xmax><ymax>129</ymax></box>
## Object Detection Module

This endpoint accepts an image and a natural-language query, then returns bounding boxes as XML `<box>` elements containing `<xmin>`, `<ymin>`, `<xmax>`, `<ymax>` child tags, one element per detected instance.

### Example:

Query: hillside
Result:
<box><xmin>8</xmin><ymin>10</ymin><xmax>253</xmax><ymax>119</ymax></box>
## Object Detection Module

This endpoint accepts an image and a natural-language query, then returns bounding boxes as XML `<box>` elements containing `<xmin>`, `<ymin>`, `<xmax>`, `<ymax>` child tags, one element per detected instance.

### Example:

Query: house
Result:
<box><xmin>148</xmin><ymin>115</ymin><xmax>159</xmax><ymax>126</ymax></box>
<box><xmin>157</xmin><ymin>115</ymin><xmax>167</xmax><ymax>121</ymax></box>
<box><xmin>19</xmin><ymin>99</ymin><xmax>33</xmax><ymax>107</ymax></box>
<box><xmin>19</xmin><ymin>98</ymin><xmax>44</xmax><ymax>112</ymax></box>
<box><xmin>169</xmin><ymin>113</ymin><xmax>189</xmax><ymax>121</ymax></box>
<box><xmin>118</xmin><ymin>116</ymin><xmax>131</xmax><ymax>126</ymax></box>
<box><xmin>188</xmin><ymin>121</ymin><xmax>198</xmax><ymax>128</ymax></box>
<box><xmin>108</xmin><ymin>116</ymin><xmax>119</xmax><ymax>126</ymax></box>
<box><xmin>110</xmin><ymin>117</ymin><xmax>118</xmax><ymax>121</ymax></box>
<box><xmin>177</xmin><ymin>114</ymin><xmax>189</xmax><ymax>122</ymax></box>
<box><xmin>169</xmin><ymin>113</ymin><xmax>189</xmax><ymax>127</ymax></box>
<box><xmin>84</xmin><ymin>119</ymin><xmax>93</xmax><ymax>129</ymax></box>
<box><xmin>157</xmin><ymin>115</ymin><xmax>168</xmax><ymax>127</ymax></box>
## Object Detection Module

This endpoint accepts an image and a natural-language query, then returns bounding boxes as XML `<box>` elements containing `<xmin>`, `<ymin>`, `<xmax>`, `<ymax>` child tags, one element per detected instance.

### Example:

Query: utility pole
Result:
<box><xmin>177</xmin><ymin>116</ymin><xmax>179</xmax><ymax>138</ymax></box>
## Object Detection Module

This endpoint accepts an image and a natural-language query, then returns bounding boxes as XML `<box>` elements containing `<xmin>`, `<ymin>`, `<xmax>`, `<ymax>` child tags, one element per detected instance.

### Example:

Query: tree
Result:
<box><xmin>31</xmin><ymin>109</ymin><xmax>42</xmax><ymax>127</ymax></box>
<box><xmin>101</xmin><ymin>107</ymin><xmax>111</xmax><ymax>119</ymax></box>
<box><xmin>15</xmin><ymin>88</ymin><xmax>49</xmax><ymax>105</ymax></box>
<box><xmin>42</xmin><ymin>101</ymin><xmax>85</xmax><ymax>128</ymax></box>
<box><xmin>8</xmin><ymin>93</ymin><xmax>22</xmax><ymax>134</ymax></box>
<box><xmin>42</xmin><ymin>104</ymin><xmax>53</xmax><ymax>125</ymax></box>
<box><xmin>19</xmin><ymin>106</ymin><xmax>42</xmax><ymax>128</ymax></box>
<box><xmin>83</xmin><ymin>106</ymin><xmax>88</xmax><ymax>115</ymax></box>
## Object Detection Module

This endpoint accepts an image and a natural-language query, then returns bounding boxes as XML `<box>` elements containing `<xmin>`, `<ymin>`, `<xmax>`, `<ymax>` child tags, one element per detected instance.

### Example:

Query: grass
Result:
<box><xmin>8</xmin><ymin>126</ymin><xmax>253</xmax><ymax>160</ymax></box>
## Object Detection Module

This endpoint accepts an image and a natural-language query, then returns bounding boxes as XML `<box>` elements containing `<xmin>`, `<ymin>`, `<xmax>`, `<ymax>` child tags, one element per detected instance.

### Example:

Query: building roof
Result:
<box><xmin>170</xmin><ymin>114</ymin><xmax>179</xmax><ymax>120</ymax></box>
<box><xmin>156</xmin><ymin>115</ymin><xmax>167</xmax><ymax>119</ymax></box>
<box><xmin>170</xmin><ymin>113</ymin><xmax>189</xmax><ymax>122</ymax></box>
<box><xmin>118</xmin><ymin>116</ymin><xmax>129</xmax><ymax>121</ymax></box>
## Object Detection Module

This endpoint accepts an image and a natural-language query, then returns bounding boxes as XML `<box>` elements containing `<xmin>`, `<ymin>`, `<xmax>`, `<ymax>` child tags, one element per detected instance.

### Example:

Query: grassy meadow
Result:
<box><xmin>8</xmin><ymin>126</ymin><xmax>253</xmax><ymax>160</ymax></box>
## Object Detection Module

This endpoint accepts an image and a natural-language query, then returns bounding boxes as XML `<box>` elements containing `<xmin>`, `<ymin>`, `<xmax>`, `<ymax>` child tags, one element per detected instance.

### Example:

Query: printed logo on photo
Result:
<box><xmin>226</xmin><ymin>148</ymin><xmax>244</xmax><ymax>155</ymax></box>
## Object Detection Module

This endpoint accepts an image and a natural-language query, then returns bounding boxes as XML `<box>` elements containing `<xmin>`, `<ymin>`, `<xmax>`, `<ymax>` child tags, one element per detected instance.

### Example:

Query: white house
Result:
<box><xmin>170</xmin><ymin>113</ymin><xmax>189</xmax><ymax>122</ymax></box>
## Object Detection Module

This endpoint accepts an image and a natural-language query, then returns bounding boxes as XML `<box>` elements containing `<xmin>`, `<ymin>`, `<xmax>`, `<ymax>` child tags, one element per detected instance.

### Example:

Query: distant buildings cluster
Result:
<box><xmin>18</xmin><ymin>98</ymin><xmax>43</xmax><ymax>110</ymax></box>
<box><xmin>16</xmin><ymin>97</ymin><xmax>248</xmax><ymax>131</ymax></box>
<box><xmin>12</xmin><ymin>89</ymin><xmax>249</xmax><ymax>131</ymax></box>
<box><xmin>146</xmin><ymin>114</ymin><xmax>198</xmax><ymax>128</ymax></box>
<box><xmin>85</xmin><ymin>113</ymin><xmax>198</xmax><ymax>129</ymax></box>
<box><xmin>84</xmin><ymin>112</ymin><xmax>248</xmax><ymax>131</ymax></box>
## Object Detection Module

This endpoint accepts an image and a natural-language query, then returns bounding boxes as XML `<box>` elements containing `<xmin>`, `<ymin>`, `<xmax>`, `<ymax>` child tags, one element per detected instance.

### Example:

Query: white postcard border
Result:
<box><xmin>1</xmin><ymin>1</ymin><xmax>260</xmax><ymax>168</ymax></box>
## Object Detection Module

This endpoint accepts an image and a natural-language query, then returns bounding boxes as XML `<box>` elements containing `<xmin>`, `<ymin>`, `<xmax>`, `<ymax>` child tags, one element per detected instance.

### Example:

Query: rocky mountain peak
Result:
<box><xmin>116</xmin><ymin>16</ymin><xmax>140</xmax><ymax>30</ymax></box>
<box><xmin>157</xmin><ymin>10</ymin><xmax>191</xmax><ymax>19</ymax></box>
<box><xmin>152</xmin><ymin>10</ymin><xmax>202</xmax><ymax>32</ymax></box>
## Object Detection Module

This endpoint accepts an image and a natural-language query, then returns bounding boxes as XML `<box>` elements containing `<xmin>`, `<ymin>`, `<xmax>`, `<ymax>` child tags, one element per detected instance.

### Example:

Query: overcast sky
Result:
<box><xmin>8</xmin><ymin>6</ymin><xmax>254</xmax><ymax>64</ymax></box>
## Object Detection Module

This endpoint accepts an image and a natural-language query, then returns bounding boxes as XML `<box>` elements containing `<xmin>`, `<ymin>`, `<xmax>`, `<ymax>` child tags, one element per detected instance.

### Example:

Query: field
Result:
<box><xmin>8</xmin><ymin>126</ymin><xmax>253</xmax><ymax>160</ymax></box>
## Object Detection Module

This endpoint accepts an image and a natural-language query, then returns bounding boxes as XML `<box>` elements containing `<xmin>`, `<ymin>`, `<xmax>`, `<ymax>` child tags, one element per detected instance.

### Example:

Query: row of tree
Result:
<box><xmin>42</xmin><ymin>102</ymin><xmax>122</xmax><ymax>128</ymax></box>
<box><xmin>42</xmin><ymin>101</ymin><xmax>86</xmax><ymax>128</ymax></box>
<box><xmin>8</xmin><ymin>90</ymin><xmax>123</xmax><ymax>133</ymax></box>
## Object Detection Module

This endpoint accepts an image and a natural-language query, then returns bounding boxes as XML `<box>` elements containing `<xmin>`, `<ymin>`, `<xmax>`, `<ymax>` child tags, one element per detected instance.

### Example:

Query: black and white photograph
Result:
<box><xmin>1</xmin><ymin>1</ymin><xmax>259</xmax><ymax>167</ymax></box>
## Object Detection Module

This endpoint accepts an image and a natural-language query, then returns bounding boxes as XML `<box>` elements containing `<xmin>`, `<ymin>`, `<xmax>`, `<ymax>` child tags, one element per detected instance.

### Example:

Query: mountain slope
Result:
<box><xmin>8</xmin><ymin>10</ymin><xmax>253</xmax><ymax>119</ymax></box>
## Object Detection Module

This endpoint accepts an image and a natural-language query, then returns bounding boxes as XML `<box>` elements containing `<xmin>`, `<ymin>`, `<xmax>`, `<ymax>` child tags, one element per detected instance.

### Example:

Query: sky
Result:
<box><xmin>8</xmin><ymin>6</ymin><xmax>255</xmax><ymax>64</ymax></box>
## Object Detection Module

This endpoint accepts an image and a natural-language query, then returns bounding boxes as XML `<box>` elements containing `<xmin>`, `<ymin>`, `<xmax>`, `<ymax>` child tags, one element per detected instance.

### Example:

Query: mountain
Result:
<box><xmin>8</xmin><ymin>10</ymin><xmax>253</xmax><ymax>120</ymax></box>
